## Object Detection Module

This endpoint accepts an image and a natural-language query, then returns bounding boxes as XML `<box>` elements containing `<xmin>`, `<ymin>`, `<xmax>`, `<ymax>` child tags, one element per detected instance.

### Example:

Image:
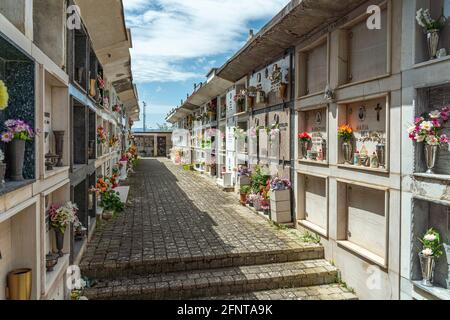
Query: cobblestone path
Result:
<box><xmin>82</xmin><ymin>159</ymin><xmax>356</xmax><ymax>300</ymax></box>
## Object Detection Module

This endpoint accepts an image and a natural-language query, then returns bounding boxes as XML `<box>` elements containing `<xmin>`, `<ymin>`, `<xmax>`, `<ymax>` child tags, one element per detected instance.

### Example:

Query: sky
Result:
<box><xmin>122</xmin><ymin>0</ymin><xmax>290</xmax><ymax>130</ymax></box>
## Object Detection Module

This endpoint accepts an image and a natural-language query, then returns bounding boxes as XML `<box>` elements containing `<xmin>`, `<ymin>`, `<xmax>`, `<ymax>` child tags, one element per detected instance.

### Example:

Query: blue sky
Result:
<box><xmin>123</xmin><ymin>0</ymin><xmax>290</xmax><ymax>130</ymax></box>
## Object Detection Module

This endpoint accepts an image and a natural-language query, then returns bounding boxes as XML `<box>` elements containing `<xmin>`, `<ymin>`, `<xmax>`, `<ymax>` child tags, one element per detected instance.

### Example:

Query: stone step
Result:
<box><xmin>85</xmin><ymin>259</ymin><xmax>338</xmax><ymax>300</ymax></box>
<box><xmin>203</xmin><ymin>284</ymin><xmax>358</xmax><ymax>300</ymax></box>
<box><xmin>81</xmin><ymin>245</ymin><xmax>324</xmax><ymax>280</ymax></box>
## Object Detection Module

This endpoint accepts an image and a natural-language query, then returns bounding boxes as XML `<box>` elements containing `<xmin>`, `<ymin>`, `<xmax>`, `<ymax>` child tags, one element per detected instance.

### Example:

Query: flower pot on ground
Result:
<box><xmin>407</xmin><ymin>107</ymin><xmax>450</xmax><ymax>174</ymax></box>
<box><xmin>239</xmin><ymin>185</ymin><xmax>251</xmax><ymax>205</ymax></box>
<box><xmin>7</xmin><ymin>268</ymin><xmax>32</xmax><ymax>300</ymax></box>
<box><xmin>99</xmin><ymin>188</ymin><xmax>124</xmax><ymax>221</ymax></box>
<box><xmin>102</xmin><ymin>210</ymin><xmax>114</xmax><ymax>221</ymax></box>
<box><xmin>269</xmin><ymin>177</ymin><xmax>292</xmax><ymax>224</ymax></box>
<box><xmin>48</xmin><ymin>202</ymin><xmax>78</xmax><ymax>257</ymax></box>
<box><xmin>418</xmin><ymin>228</ymin><xmax>443</xmax><ymax>287</ymax></box>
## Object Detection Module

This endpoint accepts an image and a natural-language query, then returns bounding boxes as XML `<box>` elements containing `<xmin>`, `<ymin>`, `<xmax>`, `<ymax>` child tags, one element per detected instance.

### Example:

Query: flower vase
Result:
<box><xmin>119</xmin><ymin>160</ymin><xmax>128</xmax><ymax>180</ymax></box>
<box><xmin>102</xmin><ymin>210</ymin><xmax>114</xmax><ymax>221</ymax></box>
<box><xmin>419</xmin><ymin>253</ymin><xmax>436</xmax><ymax>287</ymax></box>
<box><xmin>427</xmin><ymin>29</ymin><xmax>440</xmax><ymax>60</ymax></box>
<box><xmin>6</xmin><ymin>269</ymin><xmax>32</xmax><ymax>300</ymax></box>
<box><xmin>300</xmin><ymin>141</ymin><xmax>309</xmax><ymax>159</ymax></box>
<box><xmin>53</xmin><ymin>131</ymin><xmax>65</xmax><ymax>167</ymax></box>
<box><xmin>424</xmin><ymin>144</ymin><xmax>438</xmax><ymax>174</ymax></box>
<box><xmin>444</xmin><ymin>243</ymin><xmax>450</xmax><ymax>289</ymax></box>
<box><xmin>7</xmin><ymin>139</ymin><xmax>25</xmax><ymax>181</ymax></box>
<box><xmin>342</xmin><ymin>141</ymin><xmax>353</xmax><ymax>164</ymax></box>
<box><xmin>55</xmin><ymin>229</ymin><xmax>65</xmax><ymax>257</ymax></box>
<box><xmin>278</xmin><ymin>83</ymin><xmax>287</xmax><ymax>100</ymax></box>
<box><xmin>239</xmin><ymin>193</ymin><xmax>247</xmax><ymax>206</ymax></box>
<box><xmin>0</xmin><ymin>162</ymin><xmax>6</xmax><ymax>187</ymax></box>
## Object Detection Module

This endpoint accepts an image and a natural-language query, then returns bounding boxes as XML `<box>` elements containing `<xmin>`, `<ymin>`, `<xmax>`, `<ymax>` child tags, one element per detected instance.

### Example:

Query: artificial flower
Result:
<box><xmin>415</xmin><ymin>134</ymin><xmax>426</xmax><ymax>142</ymax></box>
<box><xmin>429</xmin><ymin>110</ymin><xmax>441</xmax><ymax>119</ymax></box>
<box><xmin>0</xmin><ymin>80</ymin><xmax>9</xmax><ymax>110</ymax></box>
<box><xmin>425</xmin><ymin>135</ymin><xmax>439</xmax><ymax>145</ymax></box>
<box><xmin>298</xmin><ymin>132</ymin><xmax>312</xmax><ymax>142</ymax></box>
<box><xmin>1</xmin><ymin>131</ymin><xmax>13</xmax><ymax>143</ymax></box>
<box><xmin>424</xmin><ymin>234</ymin><xmax>437</xmax><ymax>242</ymax></box>
<box><xmin>338</xmin><ymin>125</ymin><xmax>353</xmax><ymax>142</ymax></box>
<box><xmin>421</xmin><ymin>248</ymin><xmax>433</xmax><ymax>256</ymax></box>
<box><xmin>420</xmin><ymin>121</ymin><xmax>433</xmax><ymax>131</ymax></box>
<box><xmin>1</xmin><ymin>119</ymin><xmax>35</xmax><ymax>142</ymax></box>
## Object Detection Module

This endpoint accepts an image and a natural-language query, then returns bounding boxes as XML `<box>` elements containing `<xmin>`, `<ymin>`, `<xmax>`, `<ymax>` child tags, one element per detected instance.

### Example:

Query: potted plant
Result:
<box><xmin>99</xmin><ymin>188</ymin><xmax>124</xmax><ymax>221</ymax></box>
<box><xmin>1</xmin><ymin>119</ymin><xmax>36</xmax><ymax>181</ymax></box>
<box><xmin>338</xmin><ymin>124</ymin><xmax>353</xmax><ymax>164</ymax></box>
<box><xmin>48</xmin><ymin>202</ymin><xmax>78</xmax><ymax>257</ymax></box>
<box><xmin>416</xmin><ymin>8</ymin><xmax>447</xmax><ymax>60</ymax></box>
<box><xmin>239</xmin><ymin>185</ymin><xmax>251</xmax><ymax>205</ymax></box>
<box><xmin>407</xmin><ymin>107</ymin><xmax>449</xmax><ymax>174</ymax></box>
<box><xmin>418</xmin><ymin>228</ymin><xmax>443</xmax><ymax>287</ymax></box>
<box><xmin>298</xmin><ymin>132</ymin><xmax>312</xmax><ymax>159</ymax></box>
<box><xmin>269</xmin><ymin>177</ymin><xmax>292</xmax><ymax>223</ymax></box>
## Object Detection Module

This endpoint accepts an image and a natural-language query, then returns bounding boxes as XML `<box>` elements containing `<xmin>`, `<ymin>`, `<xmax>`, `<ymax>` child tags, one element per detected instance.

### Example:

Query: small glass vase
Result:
<box><xmin>427</xmin><ymin>29</ymin><xmax>440</xmax><ymax>60</ymax></box>
<box><xmin>419</xmin><ymin>253</ymin><xmax>436</xmax><ymax>287</ymax></box>
<box><xmin>342</xmin><ymin>141</ymin><xmax>353</xmax><ymax>164</ymax></box>
<box><xmin>300</xmin><ymin>141</ymin><xmax>309</xmax><ymax>159</ymax></box>
<box><xmin>424</xmin><ymin>144</ymin><xmax>438</xmax><ymax>174</ymax></box>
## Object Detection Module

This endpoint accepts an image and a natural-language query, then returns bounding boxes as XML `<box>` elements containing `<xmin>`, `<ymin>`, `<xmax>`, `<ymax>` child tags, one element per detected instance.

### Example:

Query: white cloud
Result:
<box><xmin>155</xmin><ymin>86</ymin><xmax>163</xmax><ymax>93</ymax></box>
<box><xmin>124</xmin><ymin>0</ymin><xmax>289</xmax><ymax>83</ymax></box>
<box><xmin>123</xmin><ymin>0</ymin><xmax>147</xmax><ymax>11</ymax></box>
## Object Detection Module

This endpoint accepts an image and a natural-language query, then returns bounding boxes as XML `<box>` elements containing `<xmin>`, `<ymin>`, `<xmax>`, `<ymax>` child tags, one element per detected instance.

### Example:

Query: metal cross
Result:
<box><xmin>375</xmin><ymin>103</ymin><xmax>382</xmax><ymax>121</ymax></box>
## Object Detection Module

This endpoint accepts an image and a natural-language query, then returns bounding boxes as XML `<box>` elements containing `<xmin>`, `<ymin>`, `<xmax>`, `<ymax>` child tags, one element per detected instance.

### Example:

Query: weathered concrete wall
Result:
<box><xmin>0</xmin><ymin>0</ymin><xmax>26</xmax><ymax>33</ymax></box>
<box><xmin>33</xmin><ymin>0</ymin><xmax>66</xmax><ymax>68</ymax></box>
<box><xmin>294</xmin><ymin>0</ymin><xmax>402</xmax><ymax>300</ymax></box>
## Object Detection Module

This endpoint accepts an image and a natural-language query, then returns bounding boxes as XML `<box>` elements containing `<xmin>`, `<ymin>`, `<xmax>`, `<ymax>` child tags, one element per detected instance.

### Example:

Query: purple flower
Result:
<box><xmin>1</xmin><ymin>131</ymin><xmax>13</xmax><ymax>143</ymax></box>
<box><xmin>441</xmin><ymin>134</ymin><xmax>449</xmax><ymax>144</ymax></box>
<box><xmin>4</xmin><ymin>119</ymin><xmax>16</xmax><ymax>128</ymax></box>
<box><xmin>432</xmin><ymin>118</ymin><xmax>441</xmax><ymax>128</ymax></box>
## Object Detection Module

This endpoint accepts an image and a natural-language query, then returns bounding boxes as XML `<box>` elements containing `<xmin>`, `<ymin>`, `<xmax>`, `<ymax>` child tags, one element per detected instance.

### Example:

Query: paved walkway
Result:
<box><xmin>82</xmin><ymin>158</ymin><xmax>357</xmax><ymax>300</ymax></box>
<box><xmin>81</xmin><ymin>158</ymin><xmax>317</xmax><ymax>272</ymax></box>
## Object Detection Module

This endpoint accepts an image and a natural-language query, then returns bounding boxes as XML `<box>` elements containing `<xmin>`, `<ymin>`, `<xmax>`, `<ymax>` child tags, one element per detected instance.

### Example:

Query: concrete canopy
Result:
<box><xmin>167</xmin><ymin>70</ymin><xmax>233</xmax><ymax>123</ymax></box>
<box><xmin>187</xmin><ymin>75</ymin><xmax>233</xmax><ymax>107</ymax></box>
<box><xmin>74</xmin><ymin>0</ymin><xmax>140</xmax><ymax>121</ymax></box>
<box><xmin>217</xmin><ymin>0</ymin><xmax>366</xmax><ymax>82</ymax></box>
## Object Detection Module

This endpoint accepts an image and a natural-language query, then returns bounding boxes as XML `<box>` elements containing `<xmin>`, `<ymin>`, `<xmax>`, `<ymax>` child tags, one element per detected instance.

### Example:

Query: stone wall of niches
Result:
<box><xmin>0</xmin><ymin>36</ymin><xmax>36</xmax><ymax>180</ymax></box>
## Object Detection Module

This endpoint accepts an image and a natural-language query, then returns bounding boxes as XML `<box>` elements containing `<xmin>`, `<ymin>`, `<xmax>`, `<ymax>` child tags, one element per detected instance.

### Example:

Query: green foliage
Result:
<box><xmin>419</xmin><ymin>228</ymin><xmax>443</xmax><ymax>258</ymax></box>
<box><xmin>300</xmin><ymin>231</ymin><xmax>321</xmax><ymax>244</ymax></box>
<box><xmin>240</xmin><ymin>185</ymin><xmax>251</xmax><ymax>194</ymax></box>
<box><xmin>335</xmin><ymin>272</ymin><xmax>356</xmax><ymax>294</ymax></box>
<box><xmin>100</xmin><ymin>189</ymin><xmax>124</xmax><ymax>213</ymax></box>
<box><xmin>250</xmin><ymin>165</ymin><xmax>270</xmax><ymax>194</ymax></box>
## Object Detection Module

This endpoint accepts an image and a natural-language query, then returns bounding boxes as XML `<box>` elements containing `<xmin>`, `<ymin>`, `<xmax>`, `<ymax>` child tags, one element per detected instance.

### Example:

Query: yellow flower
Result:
<box><xmin>0</xmin><ymin>80</ymin><xmax>9</xmax><ymax>110</ymax></box>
